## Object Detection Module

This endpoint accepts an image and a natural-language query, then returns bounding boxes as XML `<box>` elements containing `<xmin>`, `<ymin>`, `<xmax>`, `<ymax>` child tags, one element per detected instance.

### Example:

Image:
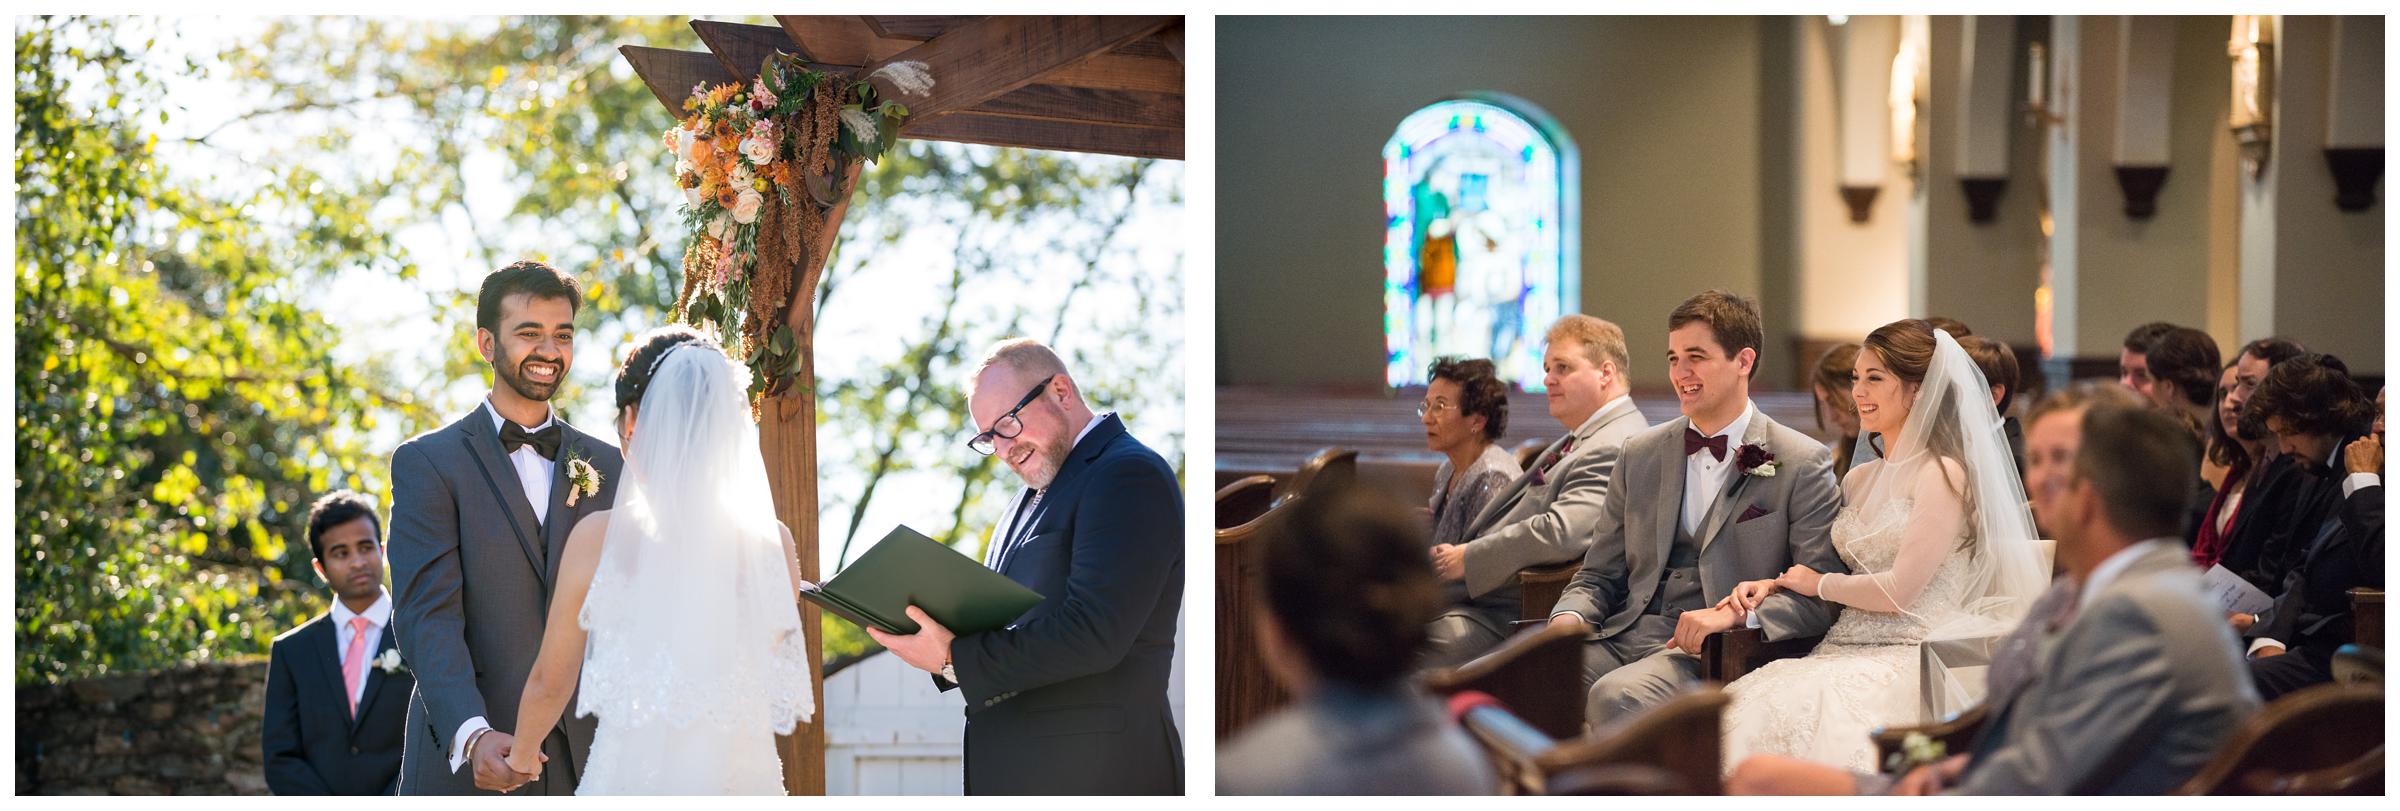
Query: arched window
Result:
<box><xmin>1383</xmin><ymin>93</ymin><xmax>1577</xmax><ymax>390</ymax></box>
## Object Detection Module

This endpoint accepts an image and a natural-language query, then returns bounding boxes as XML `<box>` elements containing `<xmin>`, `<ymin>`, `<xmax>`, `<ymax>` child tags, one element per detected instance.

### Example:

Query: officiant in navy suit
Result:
<box><xmin>263</xmin><ymin>491</ymin><xmax>413</xmax><ymax>795</ymax></box>
<box><xmin>870</xmin><ymin>338</ymin><xmax>1184</xmax><ymax>795</ymax></box>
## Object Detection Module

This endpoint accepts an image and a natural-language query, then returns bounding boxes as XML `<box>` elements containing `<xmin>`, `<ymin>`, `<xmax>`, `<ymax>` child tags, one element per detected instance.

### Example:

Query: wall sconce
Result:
<box><xmin>2228</xmin><ymin>15</ymin><xmax>2275</xmax><ymax>180</ymax></box>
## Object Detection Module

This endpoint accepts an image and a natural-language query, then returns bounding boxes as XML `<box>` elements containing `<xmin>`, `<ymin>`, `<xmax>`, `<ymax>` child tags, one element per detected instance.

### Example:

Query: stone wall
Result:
<box><xmin>15</xmin><ymin>659</ymin><xmax>270</xmax><ymax>795</ymax></box>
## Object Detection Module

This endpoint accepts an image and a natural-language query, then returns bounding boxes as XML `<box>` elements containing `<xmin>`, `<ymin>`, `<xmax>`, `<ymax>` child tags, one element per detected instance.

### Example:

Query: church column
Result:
<box><xmin>2039</xmin><ymin>15</ymin><xmax>2224</xmax><ymax>383</ymax></box>
<box><xmin>2237</xmin><ymin>15</ymin><xmax>2385</xmax><ymax>376</ymax></box>
<box><xmin>1909</xmin><ymin>15</ymin><xmax>2043</xmax><ymax>355</ymax></box>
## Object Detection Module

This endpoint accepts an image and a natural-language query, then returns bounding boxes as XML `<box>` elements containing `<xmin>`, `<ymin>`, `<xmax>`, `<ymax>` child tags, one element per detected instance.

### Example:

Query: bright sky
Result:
<box><xmin>122</xmin><ymin>17</ymin><xmax>1185</xmax><ymax>572</ymax></box>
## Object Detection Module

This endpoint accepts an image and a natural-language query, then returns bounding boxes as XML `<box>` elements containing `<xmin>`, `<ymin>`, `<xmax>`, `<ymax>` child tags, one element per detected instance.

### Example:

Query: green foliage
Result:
<box><xmin>14</xmin><ymin>17</ymin><xmax>434</xmax><ymax>684</ymax></box>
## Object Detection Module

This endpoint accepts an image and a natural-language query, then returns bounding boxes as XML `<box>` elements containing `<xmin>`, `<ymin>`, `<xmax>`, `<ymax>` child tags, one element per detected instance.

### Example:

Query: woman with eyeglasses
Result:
<box><xmin>1421</xmin><ymin>357</ymin><xmax>1517</xmax><ymax>567</ymax></box>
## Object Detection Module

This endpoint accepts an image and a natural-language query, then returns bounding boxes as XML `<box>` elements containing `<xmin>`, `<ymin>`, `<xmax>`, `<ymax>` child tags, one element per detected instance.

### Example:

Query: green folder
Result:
<box><xmin>798</xmin><ymin>525</ymin><xmax>1044</xmax><ymax>636</ymax></box>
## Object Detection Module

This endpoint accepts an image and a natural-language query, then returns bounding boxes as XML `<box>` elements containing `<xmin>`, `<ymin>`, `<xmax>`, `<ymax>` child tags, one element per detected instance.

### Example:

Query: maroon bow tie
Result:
<box><xmin>1684</xmin><ymin>427</ymin><xmax>1727</xmax><ymax>461</ymax></box>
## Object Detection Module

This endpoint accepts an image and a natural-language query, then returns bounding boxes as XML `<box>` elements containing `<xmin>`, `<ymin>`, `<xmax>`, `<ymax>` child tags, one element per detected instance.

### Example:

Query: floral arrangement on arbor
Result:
<box><xmin>666</xmin><ymin>53</ymin><xmax>931</xmax><ymax>403</ymax></box>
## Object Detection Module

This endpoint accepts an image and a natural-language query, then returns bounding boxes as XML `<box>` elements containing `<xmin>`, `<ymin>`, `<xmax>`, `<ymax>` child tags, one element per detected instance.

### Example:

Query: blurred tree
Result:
<box><xmin>14</xmin><ymin>17</ymin><xmax>435</xmax><ymax>683</ymax></box>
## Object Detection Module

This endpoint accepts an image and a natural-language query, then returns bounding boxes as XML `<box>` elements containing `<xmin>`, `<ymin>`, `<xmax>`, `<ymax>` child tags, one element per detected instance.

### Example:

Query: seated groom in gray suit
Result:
<box><xmin>1731</xmin><ymin>393</ymin><xmax>2260</xmax><ymax>795</ymax></box>
<box><xmin>1547</xmin><ymin>290</ymin><xmax>1846</xmax><ymax>729</ymax></box>
<box><xmin>1422</xmin><ymin>315</ymin><xmax>1650</xmax><ymax>668</ymax></box>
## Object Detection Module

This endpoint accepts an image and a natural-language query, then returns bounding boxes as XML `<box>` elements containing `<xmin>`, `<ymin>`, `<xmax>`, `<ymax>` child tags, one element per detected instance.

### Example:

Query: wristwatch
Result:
<box><xmin>940</xmin><ymin>658</ymin><xmax>957</xmax><ymax>685</ymax></box>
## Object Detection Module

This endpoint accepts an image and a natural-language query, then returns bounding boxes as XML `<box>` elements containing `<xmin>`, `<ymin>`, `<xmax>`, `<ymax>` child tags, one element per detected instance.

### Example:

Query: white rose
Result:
<box><xmin>708</xmin><ymin>213</ymin><xmax>731</xmax><ymax>240</ymax></box>
<box><xmin>732</xmin><ymin>189</ymin><xmax>763</xmax><ymax>225</ymax></box>
<box><xmin>731</xmin><ymin>163</ymin><xmax>755</xmax><ymax>188</ymax></box>
<box><xmin>675</xmin><ymin>128</ymin><xmax>696</xmax><ymax>163</ymax></box>
<box><xmin>683</xmin><ymin>185</ymin><xmax>705</xmax><ymax>210</ymax></box>
<box><xmin>741</xmin><ymin>135</ymin><xmax>775</xmax><ymax>166</ymax></box>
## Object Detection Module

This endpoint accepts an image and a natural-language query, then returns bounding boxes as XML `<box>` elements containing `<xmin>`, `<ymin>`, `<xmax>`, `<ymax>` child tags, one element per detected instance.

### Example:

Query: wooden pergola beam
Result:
<box><xmin>857</xmin><ymin>15</ymin><xmax>1177</xmax><ymax>124</ymax></box>
<box><xmin>906</xmin><ymin>113</ymin><xmax>1181</xmax><ymax>160</ymax></box>
<box><xmin>776</xmin><ymin>15</ymin><xmax>1183</xmax><ymax>95</ymax></box>
<box><xmin>777</xmin><ymin>15</ymin><xmax>900</xmax><ymax>66</ymax></box>
<box><xmin>691</xmin><ymin>19</ymin><xmax>799</xmax><ymax>84</ymax></box>
<box><xmin>619</xmin><ymin>45</ymin><xmax>733</xmax><ymax>118</ymax></box>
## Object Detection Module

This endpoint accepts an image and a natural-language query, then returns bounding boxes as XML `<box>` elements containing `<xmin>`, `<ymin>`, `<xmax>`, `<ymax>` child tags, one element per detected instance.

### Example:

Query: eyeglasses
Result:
<box><xmin>969</xmin><ymin>375</ymin><xmax>1057</xmax><ymax>456</ymax></box>
<box><xmin>1416</xmin><ymin>398</ymin><xmax>1457</xmax><ymax>419</ymax></box>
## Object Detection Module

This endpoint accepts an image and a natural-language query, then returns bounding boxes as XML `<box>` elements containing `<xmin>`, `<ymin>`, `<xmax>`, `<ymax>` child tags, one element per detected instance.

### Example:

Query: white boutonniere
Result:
<box><xmin>1736</xmin><ymin>443</ymin><xmax>1779</xmax><ymax>478</ymax></box>
<box><xmin>374</xmin><ymin>648</ymin><xmax>409</xmax><ymax>676</ymax></box>
<box><xmin>564</xmin><ymin>449</ymin><xmax>602</xmax><ymax>507</ymax></box>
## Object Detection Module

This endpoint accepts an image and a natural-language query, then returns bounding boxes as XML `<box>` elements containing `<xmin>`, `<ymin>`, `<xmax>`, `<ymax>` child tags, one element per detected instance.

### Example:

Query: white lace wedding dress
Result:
<box><xmin>1718</xmin><ymin>496</ymin><xmax>1973</xmax><ymax>773</ymax></box>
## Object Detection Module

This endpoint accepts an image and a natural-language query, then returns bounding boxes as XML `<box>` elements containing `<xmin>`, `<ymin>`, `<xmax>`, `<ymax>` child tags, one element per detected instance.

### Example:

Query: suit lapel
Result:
<box><xmin>458</xmin><ymin>409</ymin><xmax>549</xmax><ymax>583</ymax></box>
<box><xmin>307</xmin><ymin>615</ymin><xmax>350</xmax><ymax>724</ymax></box>
<box><xmin>542</xmin><ymin>426</ymin><xmax>582</xmax><ymax>580</ymax></box>
<box><xmin>1468</xmin><ymin>434</ymin><xmax>1559</xmax><ymax>534</ymax></box>
<box><xmin>1697</xmin><ymin>410</ymin><xmax>1774</xmax><ymax>551</ymax></box>
<box><xmin>1653</xmin><ymin>416</ymin><xmax>1690</xmax><ymax>563</ymax></box>
<box><xmin>348</xmin><ymin>625</ymin><xmax>398</xmax><ymax>737</ymax></box>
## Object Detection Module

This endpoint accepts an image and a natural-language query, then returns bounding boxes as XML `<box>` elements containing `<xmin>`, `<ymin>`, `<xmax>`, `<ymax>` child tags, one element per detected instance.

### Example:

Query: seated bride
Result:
<box><xmin>1712</xmin><ymin>320</ymin><xmax>2047</xmax><ymax>774</ymax></box>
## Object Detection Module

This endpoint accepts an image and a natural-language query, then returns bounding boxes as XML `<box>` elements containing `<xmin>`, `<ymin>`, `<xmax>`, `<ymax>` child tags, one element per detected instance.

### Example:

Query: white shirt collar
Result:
<box><xmin>483</xmin><ymin>397</ymin><xmax>556</xmax><ymax>434</ymax></box>
<box><xmin>2080</xmin><ymin>538</ymin><xmax>2173</xmax><ymax>609</ymax></box>
<box><xmin>331</xmin><ymin>588</ymin><xmax>393</xmax><ymax>630</ymax></box>
<box><xmin>1573</xmin><ymin>395</ymin><xmax>1634</xmax><ymax>436</ymax></box>
<box><xmin>1069</xmin><ymin>411</ymin><xmax>1110</xmax><ymax>450</ymax></box>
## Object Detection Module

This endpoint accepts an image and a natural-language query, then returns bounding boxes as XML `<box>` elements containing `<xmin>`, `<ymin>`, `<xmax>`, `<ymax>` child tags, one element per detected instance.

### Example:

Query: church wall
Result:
<box><xmin>1218</xmin><ymin>15</ymin><xmax>1766</xmax><ymax>390</ymax></box>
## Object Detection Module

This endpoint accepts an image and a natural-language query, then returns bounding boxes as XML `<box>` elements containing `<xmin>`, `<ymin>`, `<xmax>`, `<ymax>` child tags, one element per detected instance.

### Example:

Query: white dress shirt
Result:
<box><xmin>1681</xmin><ymin>400</ymin><xmax>1758</xmax><ymax>535</ymax></box>
<box><xmin>332</xmin><ymin>590</ymin><xmax>393</xmax><ymax>710</ymax></box>
<box><xmin>453</xmin><ymin>399</ymin><xmax>559</xmax><ymax>773</ymax></box>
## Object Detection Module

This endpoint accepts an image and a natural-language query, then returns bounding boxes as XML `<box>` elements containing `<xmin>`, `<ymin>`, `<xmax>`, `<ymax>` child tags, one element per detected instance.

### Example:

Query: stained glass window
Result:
<box><xmin>1383</xmin><ymin>94</ymin><xmax>1577</xmax><ymax>390</ymax></box>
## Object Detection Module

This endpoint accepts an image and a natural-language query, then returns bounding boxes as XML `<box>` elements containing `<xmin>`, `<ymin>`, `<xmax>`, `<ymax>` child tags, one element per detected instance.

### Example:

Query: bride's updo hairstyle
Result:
<box><xmin>615</xmin><ymin>325</ymin><xmax>718</xmax><ymax>417</ymax></box>
<box><xmin>1862</xmin><ymin>318</ymin><xmax>1971</xmax><ymax>507</ymax></box>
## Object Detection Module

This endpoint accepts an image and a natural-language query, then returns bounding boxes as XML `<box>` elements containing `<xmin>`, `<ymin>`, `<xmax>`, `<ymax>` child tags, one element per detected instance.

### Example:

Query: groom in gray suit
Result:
<box><xmin>1548</xmin><ymin>290</ymin><xmax>1846</xmax><ymax>728</ymax></box>
<box><xmin>388</xmin><ymin>262</ymin><xmax>623</xmax><ymax>795</ymax></box>
<box><xmin>1423</xmin><ymin>315</ymin><xmax>1650</xmax><ymax>667</ymax></box>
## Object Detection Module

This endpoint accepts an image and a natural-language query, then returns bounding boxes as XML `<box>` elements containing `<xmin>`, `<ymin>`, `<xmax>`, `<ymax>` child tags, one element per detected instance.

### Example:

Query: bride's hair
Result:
<box><xmin>615</xmin><ymin>325</ymin><xmax>718</xmax><ymax>413</ymax></box>
<box><xmin>1862</xmin><ymin>319</ymin><xmax>1972</xmax><ymax>521</ymax></box>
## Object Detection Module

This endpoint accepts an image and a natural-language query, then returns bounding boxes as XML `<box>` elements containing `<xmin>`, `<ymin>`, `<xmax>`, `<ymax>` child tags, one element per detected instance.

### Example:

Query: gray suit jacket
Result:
<box><xmin>1551</xmin><ymin>407</ymin><xmax>1846</xmax><ymax>642</ymax></box>
<box><xmin>1954</xmin><ymin>541</ymin><xmax>2260</xmax><ymax>795</ymax></box>
<box><xmin>1458</xmin><ymin>397</ymin><xmax>1650</xmax><ymax>599</ymax></box>
<box><xmin>388</xmin><ymin>408</ymin><xmax>622</xmax><ymax>795</ymax></box>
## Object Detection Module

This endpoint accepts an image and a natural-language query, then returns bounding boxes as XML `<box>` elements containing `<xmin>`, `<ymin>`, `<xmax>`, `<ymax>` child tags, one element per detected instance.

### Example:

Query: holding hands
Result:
<box><xmin>1716</xmin><ymin>578</ymin><xmax>1779</xmax><ymax>618</ymax></box>
<box><xmin>1669</xmin><ymin>604</ymin><xmax>1740</xmax><ymax>654</ymax></box>
<box><xmin>472</xmin><ymin>730</ymin><xmax>543</xmax><ymax>793</ymax></box>
<box><xmin>1774</xmin><ymin>565</ymin><xmax>1824</xmax><ymax>597</ymax></box>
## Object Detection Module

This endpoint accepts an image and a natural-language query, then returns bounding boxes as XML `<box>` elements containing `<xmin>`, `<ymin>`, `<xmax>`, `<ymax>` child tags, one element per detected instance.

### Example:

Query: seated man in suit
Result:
<box><xmin>1220</xmin><ymin>483</ymin><xmax>1499</xmax><ymax>795</ymax></box>
<box><xmin>2238</xmin><ymin>379</ymin><xmax>2383</xmax><ymax>699</ymax></box>
<box><xmin>264</xmin><ymin>491</ymin><xmax>414</xmax><ymax>795</ymax></box>
<box><xmin>1730</xmin><ymin>397</ymin><xmax>2260</xmax><ymax>795</ymax></box>
<box><xmin>1422</xmin><ymin>314</ymin><xmax>1649</xmax><ymax>668</ymax></box>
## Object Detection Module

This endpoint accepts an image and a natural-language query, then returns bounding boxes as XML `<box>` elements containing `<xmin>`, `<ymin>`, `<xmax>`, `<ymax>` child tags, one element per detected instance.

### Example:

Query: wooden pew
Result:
<box><xmin>1700</xmin><ymin>627</ymin><xmax>1823</xmax><ymax>683</ymax></box>
<box><xmin>1423</xmin><ymin>624</ymin><xmax>1587</xmax><ymax>740</ymax></box>
<box><xmin>1452</xmin><ymin>687</ymin><xmax>1731</xmax><ymax>795</ymax></box>
<box><xmin>2353</xmin><ymin>587</ymin><xmax>2384</xmax><ymax>648</ymax></box>
<box><xmin>2175</xmin><ymin>683</ymin><xmax>2385</xmax><ymax>795</ymax></box>
<box><xmin>1214</xmin><ymin>478</ymin><xmax>1287</xmax><ymax>741</ymax></box>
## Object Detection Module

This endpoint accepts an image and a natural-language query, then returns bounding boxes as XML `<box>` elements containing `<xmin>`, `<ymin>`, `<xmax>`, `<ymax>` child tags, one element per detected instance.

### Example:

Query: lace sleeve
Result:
<box><xmin>1819</xmin><ymin>459</ymin><xmax>1968</xmax><ymax>613</ymax></box>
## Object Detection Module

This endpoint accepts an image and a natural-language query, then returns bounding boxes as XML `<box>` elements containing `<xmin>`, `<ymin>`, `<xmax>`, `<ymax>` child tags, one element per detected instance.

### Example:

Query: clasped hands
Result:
<box><xmin>474</xmin><ymin>730</ymin><xmax>545</xmax><ymax>793</ymax></box>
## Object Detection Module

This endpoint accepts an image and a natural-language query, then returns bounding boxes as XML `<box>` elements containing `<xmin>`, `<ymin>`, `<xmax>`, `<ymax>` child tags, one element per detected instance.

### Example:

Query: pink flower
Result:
<box><xmin>751</xmin><ymin>76</ymin><xmax>779</xmax><ymax>110</ymax></box>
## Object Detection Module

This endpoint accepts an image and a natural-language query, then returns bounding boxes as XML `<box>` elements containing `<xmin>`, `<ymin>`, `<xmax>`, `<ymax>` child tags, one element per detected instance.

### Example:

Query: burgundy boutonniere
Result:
<box><xmin>1530</xmin><ymin>435</ymin><xmax>1578</xmax><ymax>487</ymax></box>
<box><xmin>1736</xmin><ymin>443</ymin><xmax>1778</xmax><ymax>477</ymax></box>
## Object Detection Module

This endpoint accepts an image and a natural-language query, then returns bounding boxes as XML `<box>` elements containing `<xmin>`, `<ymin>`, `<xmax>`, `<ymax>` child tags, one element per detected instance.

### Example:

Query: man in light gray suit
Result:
<box><xmin>388</xmin><ymin>262</ymin><xmax>623</xmax><ymax>795</ymax></box>
<box><xmin>1422</xmin><ymin>315</ymin><xmax>1650</xmax><ymax>668</ymax></box>
<box><xmin>1548</xmin><ymin>290</ymin><xmax>1846</xmax><ymax>728</ymax></box>
<box><xmin>1731</xmin><ymin>391</ymin><xmax>2260</xmax><ymax>795</ymax></box>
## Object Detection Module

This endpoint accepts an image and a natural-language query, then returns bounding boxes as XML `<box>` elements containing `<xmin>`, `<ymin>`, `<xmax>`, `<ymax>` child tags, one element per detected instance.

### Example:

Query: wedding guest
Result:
<box><xmin>2210</xmin><ymin>338</ymin><xmax>2310</xmax><ymax>579</ymax></box>
<box><xmin>1418</xmin><ymin>357</ymin><xmax>1522</xmax><ymax>667</ymax></box>
<box><xmin>1219</xmin><ymin>485</ymin><xmax>1499</xmax><ymax>795</ymax></box>
<box><xmin>2228</xmin><ymin>359</ymin><xmax>2379</xmax><ymax>695</ymax></box>
<box><xmin>2223</xmin><ymin>353</ymin><xmax>2368</xmax><ymax>593</ymax></box>
<box><xmin>871</xmin><ymin>338</ymin><xmax>1182</xmax><ymax>794</ymax></box>
<box><xmin>2139</xmin><ymin>326</ymin><xmax>2222</xmax><ymax>440</ymax></box>
<box><xmin>1731</xmin><ymin>399</ymin><xmax>2258</xmax><ymax>795</ymax></box>
<box><xmin>264</xmin><ymin>491</ymin><xmax>412</xmax><ymax>795</ymax></box>
<box><xmin>2117</xmin><ymin>321</ymin><xmax>2178</xmax><ymax>400</ymax></box>
<box><xmin>1809</xmin><ymin>343</ymin><xmax>1862</xmax><ymax>478</ymax></box>
<box><xmin>1423</xmin><ymin>315</ymin><xmax>1648</xmax><ymax>667</ymax></box>
<box><xmin>1957</xmin><ymin>335</ymin><xmax>2025</xmax><ymax>475</ymax></box>
<box><xmin>2191</xmin><ymin>363</ymin><xmax>2260</xmax><ymax>567</ymax></box>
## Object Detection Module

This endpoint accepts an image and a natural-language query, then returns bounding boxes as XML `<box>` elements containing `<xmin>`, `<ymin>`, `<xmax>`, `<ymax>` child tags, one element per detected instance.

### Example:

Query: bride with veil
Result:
<box><xmin>503</xmin><ymin>326</ymin><xmax>813</xmax><ymax>794</ymax></box>
<box><xmin>1715</xmin><ymin>320</ymin><xmax>2047</xmax><ymax>774</ymax></box>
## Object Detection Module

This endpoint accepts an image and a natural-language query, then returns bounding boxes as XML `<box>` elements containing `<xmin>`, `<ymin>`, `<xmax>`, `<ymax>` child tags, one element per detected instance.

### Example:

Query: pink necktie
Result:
<box><xmin>343</xmin><ymin>616</ymin><xmax>373</xmax><ymax>718</ymax></box>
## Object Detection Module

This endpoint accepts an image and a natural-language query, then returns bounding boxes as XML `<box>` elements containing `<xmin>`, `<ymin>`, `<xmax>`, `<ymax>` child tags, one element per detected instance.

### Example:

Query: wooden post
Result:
<box><xmin>760</xmin><ymin>162</ymin><xmax>864</xmax><ymax>797</ymax></box>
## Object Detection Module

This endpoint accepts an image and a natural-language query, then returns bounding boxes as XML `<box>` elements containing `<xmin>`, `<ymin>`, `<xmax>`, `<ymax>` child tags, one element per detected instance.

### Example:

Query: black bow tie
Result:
<box><xmin>1684</xmin><ymin>427</ymin><xmax>1728</xmax><ymax>461</ymax></box>
<box><xmin>501</xmin><ymin>421</ymin><xmax>562</xmax><ymax>460</ymax></box>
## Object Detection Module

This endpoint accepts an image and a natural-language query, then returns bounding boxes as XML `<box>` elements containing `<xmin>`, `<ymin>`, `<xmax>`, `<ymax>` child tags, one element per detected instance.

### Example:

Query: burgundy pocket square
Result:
<box><xmin>1736</xmin><ymin>505</ymin><xmax>1772</xmax><ymax>524</ymax></box>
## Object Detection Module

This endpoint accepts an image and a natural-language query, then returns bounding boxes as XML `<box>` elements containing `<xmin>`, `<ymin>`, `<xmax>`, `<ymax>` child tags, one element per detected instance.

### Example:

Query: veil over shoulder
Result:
<box><xmin>574</xmin><ymin>344</ymin><xmax>812</xmax><ymax>794</ymax></box>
